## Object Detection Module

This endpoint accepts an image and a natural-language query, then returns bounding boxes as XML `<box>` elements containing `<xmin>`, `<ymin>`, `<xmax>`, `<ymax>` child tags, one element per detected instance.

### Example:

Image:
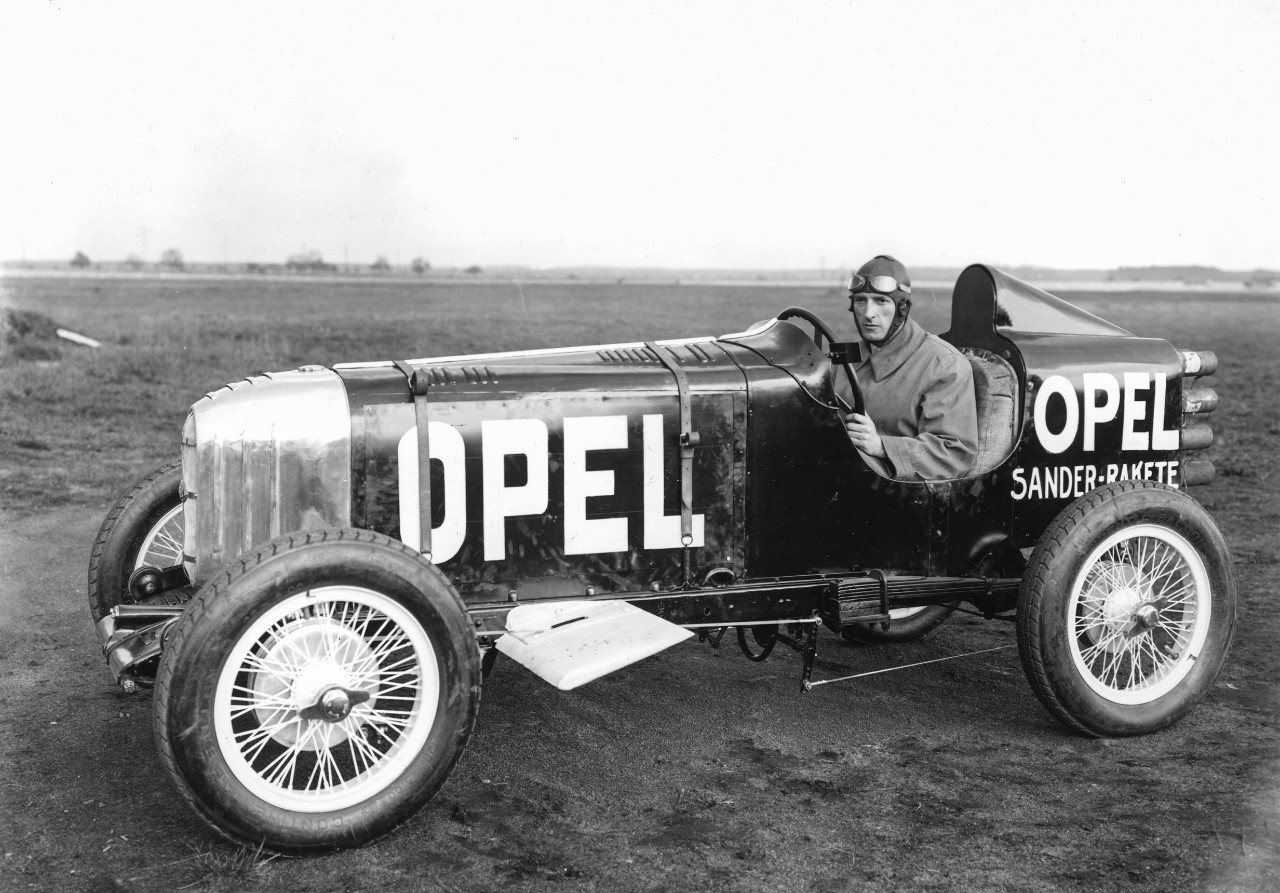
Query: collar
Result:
<box><xmin>859</xmin><ymin>316</ymin><xmax>927</xmax><ymax>382</ymax></box>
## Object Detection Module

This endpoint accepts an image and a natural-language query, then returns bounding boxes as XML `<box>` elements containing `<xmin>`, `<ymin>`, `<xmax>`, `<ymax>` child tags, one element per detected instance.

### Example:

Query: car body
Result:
<box><xmin>91</xmin><ymin>264</ymin><xmax>1233</xmax><ymax>852</ymax></box>
<box><xmin>169</xmin><ymin>264</ymin><xmax>1217</xmax><ymax>632</ymax></box>
<box><xmin>177</xmin><ymin>264</ymin><xmax>1211</xmax><ymax>597</ymax></box>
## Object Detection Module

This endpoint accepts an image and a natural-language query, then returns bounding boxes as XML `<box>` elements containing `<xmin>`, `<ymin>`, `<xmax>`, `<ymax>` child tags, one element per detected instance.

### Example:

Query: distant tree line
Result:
<box><xmin>64</xmin><ymin>248</ymin><xmax>453</xmax><ymax>277</ymax></box>
<box><xmin>160</xmin><ymin>249</ymin><xmax>184</xmax><ymax>271</ymax></box>
<box><xmin>69</xmin><ymin>248</ymin><xmax>182</xmax><ymax>270</ymax></box>
<box><xmin>1111</xmin><ymin>265</ymin><xmax>1278</xmax><ymax>284</ymax></box>
<box><xmin>286</xmin><ymin>251</ymin><xmax>336</xmax><ymax>273</ymax></box>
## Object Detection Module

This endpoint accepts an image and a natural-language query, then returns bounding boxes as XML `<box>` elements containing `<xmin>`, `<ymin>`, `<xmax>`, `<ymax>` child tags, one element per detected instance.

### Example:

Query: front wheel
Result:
<box><xmin>1017</xmin><ymin>481</ymin><xmax>1236</xmax><ymax>737</ymax></box>
<box><xmin>154</xmin><ymin>528</ymin><xmax>481</xmax><ymax>853</ymax></box>
<box><xmin>88</xmin><ymin>461</ymin><xmax>189</xmax><ymax>622</ymax></box>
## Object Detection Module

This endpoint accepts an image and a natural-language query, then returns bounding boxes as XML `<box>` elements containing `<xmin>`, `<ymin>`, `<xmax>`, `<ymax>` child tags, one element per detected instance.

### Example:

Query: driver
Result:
<box><xmin>838</xmin><ymin>255</ymin><xmax>978</xmax><ymax>481</ymax></box>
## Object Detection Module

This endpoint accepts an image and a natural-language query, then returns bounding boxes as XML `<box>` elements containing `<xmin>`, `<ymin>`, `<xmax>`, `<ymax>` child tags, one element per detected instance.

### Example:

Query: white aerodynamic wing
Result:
<box><xmin>496</xmin><ymin>600</ymin><xmax>692</xmax><ymax>691</ymax></box>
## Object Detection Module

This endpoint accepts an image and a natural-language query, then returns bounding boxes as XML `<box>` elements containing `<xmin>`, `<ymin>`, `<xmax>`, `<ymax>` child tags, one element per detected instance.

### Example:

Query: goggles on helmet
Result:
<box><xmin>847</xmin><ymin>273</ymin><xmax>911</xmax><ymax>296</ymax></box>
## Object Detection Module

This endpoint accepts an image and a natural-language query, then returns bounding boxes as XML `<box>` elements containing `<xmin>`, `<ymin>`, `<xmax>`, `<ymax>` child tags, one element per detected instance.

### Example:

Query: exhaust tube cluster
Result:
<box><xmin>1177</xmin><ymin>349</ymin><xmax>1217</xmax><ymax>486</ymax></box>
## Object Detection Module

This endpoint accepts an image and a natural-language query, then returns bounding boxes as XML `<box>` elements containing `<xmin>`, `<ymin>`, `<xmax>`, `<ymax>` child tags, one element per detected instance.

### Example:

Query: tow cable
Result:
<box><xmin>803</xmin><ymin>644</ymin><xmax>1017</xmax><ymax>691</ymax></box>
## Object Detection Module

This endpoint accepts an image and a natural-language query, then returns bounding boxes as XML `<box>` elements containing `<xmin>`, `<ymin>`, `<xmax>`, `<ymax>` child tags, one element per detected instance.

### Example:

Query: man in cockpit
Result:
<box><xmin>838</xmin><ymin>255</ymin><xmax>978</xmax><ymax>482</ymax></box>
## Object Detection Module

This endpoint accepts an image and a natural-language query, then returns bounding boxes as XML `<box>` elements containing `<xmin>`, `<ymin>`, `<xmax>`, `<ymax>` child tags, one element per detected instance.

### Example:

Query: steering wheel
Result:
<box><xmin>776</xmin><ymin>306</ymin><xmax>864</xmax><ymax>415</ymax></box>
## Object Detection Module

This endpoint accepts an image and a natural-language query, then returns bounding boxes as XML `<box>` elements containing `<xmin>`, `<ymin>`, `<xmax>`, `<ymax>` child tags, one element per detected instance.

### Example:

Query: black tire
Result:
<box><xmin>1017</xmin><ymin>480</ymin><xmax>1236</xmax><ymax>737</ymax></box>
<box><xmin>841</xmin><ymin>604</ymin><xmax>956</xmax><ymax>644</ymax></box>
<box><xmin>153</xmin><ymin>528</ymin><xmax>481</xmax><ymax>853</ymax></box>
<box><xmin>88</xmin><ymin>461</ymin><xmax>190</xmax><ymax>622</ymax></box>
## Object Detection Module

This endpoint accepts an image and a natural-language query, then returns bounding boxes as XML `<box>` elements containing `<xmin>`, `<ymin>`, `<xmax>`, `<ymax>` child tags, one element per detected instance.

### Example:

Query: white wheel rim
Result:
<box><xmin>888</xmin><ymin>606</ymin><xmax>928</xmax><ymax>621</ymax></box>
<box><xmin>1067</xmin><ymin>524</ymin><xmax>1211</xmax><ymax>705</ymax></box>
<box><xmin>133</xmin><ymin>504</ymin><xmax>184</xmax><ymax>570</ymax></box>
<box><xmin>213</xmin><ymin>586</ymin><xmax>440</xmax><ymax>812</ymax></box>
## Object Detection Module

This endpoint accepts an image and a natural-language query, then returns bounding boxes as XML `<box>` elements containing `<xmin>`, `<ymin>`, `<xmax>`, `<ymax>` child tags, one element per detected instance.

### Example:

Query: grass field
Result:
<box><xmin>1</xmin><ymin>273</ymin><xmax>1278</xmax><ymax>892</ymax></box>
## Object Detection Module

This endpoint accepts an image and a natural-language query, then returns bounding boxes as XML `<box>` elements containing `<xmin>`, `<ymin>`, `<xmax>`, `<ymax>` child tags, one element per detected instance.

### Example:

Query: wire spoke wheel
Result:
<box><xmin>88</xmin><ymin>460</ymin><xmax>190</xmax><ymax>622</ymax></box>
<box><xmin>215</xmin><ymin>587</ymin><xmax>440</xmax><ymax>812</ymax></box>
<box><xmin>1018</xmin><ymin>481</ymin><xmax>1236</xmax><ymax>737</ymax></box>
<box><xmin>133</xmin><ymin>503</ymin><xmax>184</xmax><ymax>571</ymax></box>
<box><xmin>155</xmin><ymin>529</ymin><xmax>480</xmax><ymax>852</ymax></box>
<box><xmin>1068</xmin><ymin>525</ymin><xmax>1210</xmax><ymax>705</ymax></box>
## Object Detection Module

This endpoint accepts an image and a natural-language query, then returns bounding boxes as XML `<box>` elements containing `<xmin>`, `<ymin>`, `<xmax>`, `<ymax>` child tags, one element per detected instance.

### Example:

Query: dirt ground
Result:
<box><xmin>2</xmin><ymin>280</ymin><xmax>1278</xmax><ymax>891</ymax></box>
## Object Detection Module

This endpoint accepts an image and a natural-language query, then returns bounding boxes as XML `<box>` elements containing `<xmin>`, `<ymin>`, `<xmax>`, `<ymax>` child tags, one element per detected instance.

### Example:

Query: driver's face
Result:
<box><xmin>851</xmin><ymin>293</ymin><xmax>897</xmax><ymax>342</ymax></box>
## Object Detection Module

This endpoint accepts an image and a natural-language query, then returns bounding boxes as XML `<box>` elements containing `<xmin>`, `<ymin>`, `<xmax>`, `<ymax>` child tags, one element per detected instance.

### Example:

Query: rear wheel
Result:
<box><xmin>154</xmin><ymin>528</ymin><xmax>481</xmax><ymax>853</ymax></box>
<box><xmin>1017</xmin><ymin>481</ymin><xmax>1236</xmax><ymax>736</ymax></box>
<box><xmin>88</xmin><ymin>461</ymin><xmax>189</xmax><ymax>622</ymax></box>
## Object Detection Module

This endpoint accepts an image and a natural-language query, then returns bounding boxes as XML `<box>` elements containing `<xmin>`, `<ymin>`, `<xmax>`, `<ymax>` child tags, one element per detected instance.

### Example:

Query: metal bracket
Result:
<box><xmin>647</xmin><ymin>342</ymin><xmax>697</xmax><ymax>585</ymax></box>
<box><xmin>830</xmin><ymin>343</ymin><xmax>865</xmax><ymax>416</ymax></box>
<box><xmin>98</xmin><ymin>606</ymin><xmax>185</xmax><ymax>690</ymax></box>
<box><xmin>698</xmin><ymin>627</ymin><xmax>728</xmax><ymax>649</ymax></box>
<box><xmin>797</xmin><ymin>622</ymin><xmax>818</xmax><ymax>689</ymax></box>
<box><xmin>869</xmin><ymin>568</ymin><xmax>890</xmax><ymax>630</ymax></box>
<box><xmin>757</xmin><ymin>619</ymin><xmax>821</xmax><ymax>689</ymax></box>
<box><xmin>481</xmin><ymin>646</ymin><xmax>499</xmax><ymax>678</ymax></box>
<box><xmin>127</xmin><ymin>564</ymin><xmax>190</xmax><ymax>601</ymax></box>
<box><xmin>392</xmin><ymin>359</ymin><xmax>433</xmax><ymax>562</ymax></box>
<box><xmin>826</xmin><ymin>341</ymin><xmax>865</xmax><ymax>365</ymax></box>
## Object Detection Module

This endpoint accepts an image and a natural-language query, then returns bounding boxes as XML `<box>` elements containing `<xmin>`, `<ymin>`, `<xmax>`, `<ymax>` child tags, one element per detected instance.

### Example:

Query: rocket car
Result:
<box><xmin>90</xmin><ymin>264</ymin><xmax>1234</xmax><ymax>852</ymax></box>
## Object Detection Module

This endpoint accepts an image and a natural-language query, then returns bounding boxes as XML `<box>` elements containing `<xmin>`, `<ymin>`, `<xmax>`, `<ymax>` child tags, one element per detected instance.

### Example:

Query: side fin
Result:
<box><xmin>496</xmin><ymin>600</ymin><xmax>692</xmax><ymax>691</ymax></box>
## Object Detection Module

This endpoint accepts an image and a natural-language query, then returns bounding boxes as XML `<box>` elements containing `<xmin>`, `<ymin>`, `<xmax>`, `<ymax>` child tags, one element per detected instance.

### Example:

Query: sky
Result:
<box><xmin>3</xmin><ymin>1</ymin><xmax>1278</xmax><ymax>271</ymax></box>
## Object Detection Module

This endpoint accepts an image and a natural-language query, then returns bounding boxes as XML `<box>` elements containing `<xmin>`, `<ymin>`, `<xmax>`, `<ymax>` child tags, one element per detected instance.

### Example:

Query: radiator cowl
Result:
<box><xmin>182</xmin><ymin>368</ymin><xmax>352</xmax><ymax>586</ymax></box>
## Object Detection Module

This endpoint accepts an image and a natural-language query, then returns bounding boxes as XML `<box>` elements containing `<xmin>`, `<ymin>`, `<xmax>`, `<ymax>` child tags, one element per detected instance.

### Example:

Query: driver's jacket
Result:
<box><xmin>835</xmin><ymin>317</ymin><xmax>978</xmax><ymax>482</ymax></box>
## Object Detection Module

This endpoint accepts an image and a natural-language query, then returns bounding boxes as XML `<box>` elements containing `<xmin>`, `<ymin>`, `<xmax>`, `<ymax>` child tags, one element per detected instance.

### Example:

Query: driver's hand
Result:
<box><xmin>846</xmin><ymin>413</ymin><xmax>887</xmax><ymax>459</ymax></box>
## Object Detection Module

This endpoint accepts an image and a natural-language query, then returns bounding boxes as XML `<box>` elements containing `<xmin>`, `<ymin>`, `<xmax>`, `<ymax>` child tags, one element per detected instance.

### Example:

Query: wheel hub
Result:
<box><xmin>248</xmin><ymin>617</ymin><xmax>378</xmax><ymax>748</ymax></box>
<box><xmin>1133</xmin><ymin>603</ymin><xmax>1161</xmax><ymax>631</ymax></box>
<box><xmin>1083</xmin><ymin>562</ymin><xmax>1159</xmax><ymax>653</ymax></box>
<box><xmin>296</xmin><ymin>684</ymin><xmax>373</xmax><ymax>723</ymax></box>
<box><xmin>321</xmin><ymin>687</ymin><xmax>352</xmax><ymax>721</ymax></box>
<box><xmin>1103</xmin><ymin>586</ymin><xmax>1143</xmax><ymax>627</ymax></box>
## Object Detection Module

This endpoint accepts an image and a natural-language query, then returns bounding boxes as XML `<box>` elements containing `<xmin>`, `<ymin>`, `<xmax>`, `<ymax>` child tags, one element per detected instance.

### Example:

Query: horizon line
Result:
<box><xmin>5</xmin><ymin>258</ymin><xmax>1278</xmax><ymax>276</ymax></box>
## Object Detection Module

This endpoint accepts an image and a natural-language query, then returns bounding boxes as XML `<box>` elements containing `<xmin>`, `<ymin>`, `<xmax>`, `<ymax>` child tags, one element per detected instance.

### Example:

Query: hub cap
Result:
<box><xmin>321</xmin><ymin>688</ymin><xmax>353</xmax><ymax>721</ymax></box>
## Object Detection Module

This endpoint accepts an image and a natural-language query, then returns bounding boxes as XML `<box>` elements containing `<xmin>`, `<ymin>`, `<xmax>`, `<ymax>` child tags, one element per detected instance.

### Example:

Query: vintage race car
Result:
<box><xmin>89</xmin><ymin>264</ymin><xmax>1234</xmax><ymax>853</ymax></box>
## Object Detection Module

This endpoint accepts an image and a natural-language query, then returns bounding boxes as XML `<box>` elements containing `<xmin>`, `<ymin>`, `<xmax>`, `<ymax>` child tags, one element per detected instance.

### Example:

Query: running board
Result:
<box><xmin>497</xmin><ymin>600</ymin><xmax>693</xmax><ymax>690</ymax></box>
